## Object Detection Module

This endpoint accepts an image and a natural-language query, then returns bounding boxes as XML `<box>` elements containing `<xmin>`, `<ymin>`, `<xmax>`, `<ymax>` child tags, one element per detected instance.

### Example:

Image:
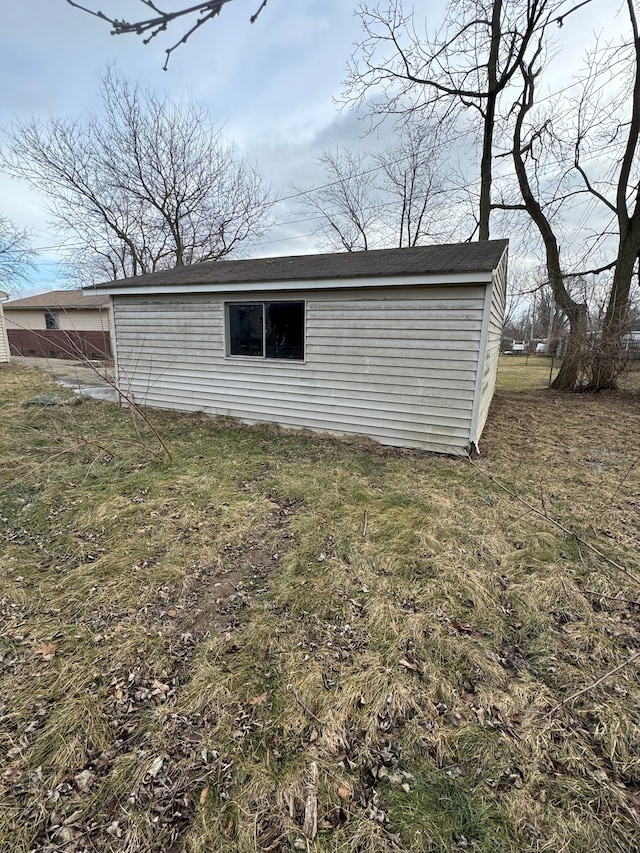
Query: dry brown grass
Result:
<box><xmin>1</xmin><ymin>361</ymin><xmax>639</xmax><ymax>852</ymax></box>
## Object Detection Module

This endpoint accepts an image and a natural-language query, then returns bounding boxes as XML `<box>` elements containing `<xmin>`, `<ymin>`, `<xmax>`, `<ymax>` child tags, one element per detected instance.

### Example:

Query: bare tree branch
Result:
<box><xmin>344</xmin><ymin>0</ymin><xmax>575</xmax><ymax>240</ymax></box>
<box><xmin>3</xmin><ymin>68</ymin><xmax>274</xmax><ymax>283</ymax></box>
<box><xmin>549</xmin><ymin>649</ymin><xmax>640</xmax><ymax>713</ymax></box>
<box><xmin>0</xmin><ymin>215</ymin><xmax>35</xmax><ymax>294</ymax></box>
<box><xmin>293</xmin><ymin>119</ymin><xmax>466</xmax><ymax>252</ymax></box>
<box><xmin>65</xmin><ymin>0</ymin><xmax>269</xmax><ymax>68</ymax></box>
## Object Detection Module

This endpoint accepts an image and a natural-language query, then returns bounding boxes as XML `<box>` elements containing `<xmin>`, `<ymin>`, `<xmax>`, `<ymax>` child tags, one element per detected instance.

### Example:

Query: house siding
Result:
<box><xmin>112</xmin><ymin>284</ymin><xmax>487</xmax><ymax>455</ymax></box>
<box><xmin>4</xmin><ymin>308</ymin><xmax>110</xmax><ymax>332</ymax></box>
<box><xmin>0</xmin><ymin>304</ymin><xmax>9</xmax><ymax>363</ymax></box>
<box><xmin>5</xmin><ymin>306</ymin><xmax>113</xmax><ymax>359</ymax></box>
<box><xmin>472</xmin><ymin>249</ymin><xmax>508</xmax><ymax>445</ymax></box>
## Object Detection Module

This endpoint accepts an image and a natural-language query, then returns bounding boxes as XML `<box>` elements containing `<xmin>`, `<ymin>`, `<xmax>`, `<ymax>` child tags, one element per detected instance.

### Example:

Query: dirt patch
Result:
<box><xmin>177</xmin><ymin>498</ymin><xmax>300</xmax><ymax>639</ymax></box>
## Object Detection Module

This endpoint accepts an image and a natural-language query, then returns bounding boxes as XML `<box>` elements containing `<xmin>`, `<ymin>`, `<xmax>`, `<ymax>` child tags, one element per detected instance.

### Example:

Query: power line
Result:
<box><xmin>26</xmin><ymin>139</ymin><xmax>625</xmax><ymax>260</ymax></box>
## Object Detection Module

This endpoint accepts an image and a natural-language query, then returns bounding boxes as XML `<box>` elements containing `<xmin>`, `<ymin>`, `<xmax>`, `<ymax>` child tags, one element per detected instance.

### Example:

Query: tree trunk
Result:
<box><xmin>479</xmin><ymin>94</ymin><xmax>496</xmax><ymax>241</ymax></box>
<box><xmin>550</xmin><ymin>302</ymin><xmax>588</xmax><ymax>390</ymax></box>
<box><xmin>586</xmin><ymin>0</ymin><xmax>640</xmax><ymax>389</ymax></box>
<box><xmin>586</xmin><ymin>233</ymin><xmax>639</xmax><ymax>389</ymax></box>
<box><xmin>512</xmin><ymin>63</ymin><xmax>590</xmax><ymax>391</ymax></box>
<box><xmin>478</xmin><ymin>0</ymin><xmax>502</xmax><ymax>241</ymax></box>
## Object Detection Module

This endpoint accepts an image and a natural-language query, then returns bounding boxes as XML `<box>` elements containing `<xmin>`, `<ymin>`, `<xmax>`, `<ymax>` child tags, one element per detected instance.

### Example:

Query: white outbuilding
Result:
<box><xmin>0</xmin><ymin>291</ymin><xmax>10</xmax><ymax>363</ymax></box>
<box><xmin>87</xmin><ymin>240</ymin><xmax>508</xmax><ymax>455</ymax></box>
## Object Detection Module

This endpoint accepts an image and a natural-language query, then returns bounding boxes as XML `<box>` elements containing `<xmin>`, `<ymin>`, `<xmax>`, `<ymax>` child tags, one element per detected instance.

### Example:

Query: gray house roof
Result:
<box><xmin>5</xmin><ymin>289</ymin><xmax>109</xmax><ymax>310</ymax></box>
<box><xmin>86</xmin><ymin>241</ymin><xmax>509</xmax><ymax>293</ymax></box>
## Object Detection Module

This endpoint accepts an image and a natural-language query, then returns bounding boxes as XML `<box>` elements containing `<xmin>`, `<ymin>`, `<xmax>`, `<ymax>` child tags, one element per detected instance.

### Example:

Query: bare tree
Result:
<box><xmin>501</xmin><ymin>0</ymin><xmax>640</xmax><ymax>389</ymax></box>
<box><xmin>503</xmin><ymin>44</ymin><xmax>587</xmax><ymax>389</ymax></box>
<box><xmin>295</xmin><ymin>148</ymin><xmax>381</xmax><ymax>252</ymax></box>
<box><xmin>345</xmin><ymin>0</ymin><xmax>638</xmax><ymax>390</ymax></box>
<box><xmin>0</xmin><ymin>215</ymin><xmax>35</xmax><ymax>294</ymax></box>
<box><xmin>295</xmin><ymin>120</ymin><xmax>463</xmax><ymax>252</ymax></box>
<box><xmin>375</xmin><ymin>121</ymin><xmax>454</xmax><ymax>247</ymax></box>
<box><xmin>65</xmin><ymin>0</ymin><xmax>269</xmax><ymax>69</ymax></box>
<box><xmin>3</xmin><ymin>69</ymin><xmax>273</xmax><ymax>283</ymax></box>
<box><xmin>343</xmin><ymin>0</ymin><xmax>574</xmax><ymax>241</ymax></box>
<box><xmin>577</xmin><ymin>0</ymin><xmax>640</xmax><ymax>388</ymax></box>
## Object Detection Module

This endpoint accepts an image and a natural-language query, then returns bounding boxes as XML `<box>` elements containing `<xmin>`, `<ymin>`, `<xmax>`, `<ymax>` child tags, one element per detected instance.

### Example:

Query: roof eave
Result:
<box><xmin>92</xmin><ymin>270</ymin><xmax>495</xmax><ymax>297</ymax></box>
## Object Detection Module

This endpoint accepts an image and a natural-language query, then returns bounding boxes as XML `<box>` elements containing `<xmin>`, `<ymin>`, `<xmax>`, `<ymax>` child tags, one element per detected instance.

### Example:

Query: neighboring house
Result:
<box><xmin>88</xmin><ymin>241</ymin><xmax>508</xmax><ymax>455</ymax></box>
<box><xmin>4</xmin><ymin>290</ymin><xmax>112</xmax><ymax>359</ymax></box>
<box><xmin>0</xmin><ymin>292</ymin><xmax>10</xmax><ymax>363</ymax></box>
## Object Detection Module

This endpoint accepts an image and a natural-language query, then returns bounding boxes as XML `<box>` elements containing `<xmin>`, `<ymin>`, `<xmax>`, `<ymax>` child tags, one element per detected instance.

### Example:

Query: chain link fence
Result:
<box><xmin>495</xmin><ymin>352</ymin><xmax>640</xmax><ymax>392</ymax></box>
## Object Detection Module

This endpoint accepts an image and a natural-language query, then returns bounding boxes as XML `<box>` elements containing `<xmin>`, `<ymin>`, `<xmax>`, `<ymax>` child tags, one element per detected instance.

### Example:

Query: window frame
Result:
<box><xmin>44</xmin><ymin>311</ymin><xmax>60</xmax><ymax>330</ymax></box>
<box><xmin>225</xmin><ymin>299</ymin><xmax>306</xmax><ymax>362</ymax></box>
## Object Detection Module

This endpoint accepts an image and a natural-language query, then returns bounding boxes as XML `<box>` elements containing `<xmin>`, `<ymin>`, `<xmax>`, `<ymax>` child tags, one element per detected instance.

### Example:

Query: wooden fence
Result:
<box><xmin>8</xmin><ymin>329</ymin><xmax>112</xmax><ymax>360</ymax></box>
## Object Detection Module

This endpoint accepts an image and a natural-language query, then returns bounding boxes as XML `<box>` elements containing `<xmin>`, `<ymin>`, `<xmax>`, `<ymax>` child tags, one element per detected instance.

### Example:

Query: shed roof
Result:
<box><xmin>86</xmin><ymin>241</ymin><xmax>509</xmax><ymax>293</ymax></box>
<box><xmin>4</xmin><ymin>290</ymin><xmax>109</xmax><ymax>310</ymax></box>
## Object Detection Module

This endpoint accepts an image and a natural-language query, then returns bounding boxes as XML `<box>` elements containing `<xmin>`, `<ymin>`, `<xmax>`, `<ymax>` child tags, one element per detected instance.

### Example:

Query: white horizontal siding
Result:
<box><xmin>4</xmin><ymin>310</ymin><xmax>45</xmax><ymax>330</ymax></box>
<box><xmin>116</xmin><ymin>378</ymin><xmax>474</xmax><ymax>427</ymax></box>
<box><xmin>112</xmin><ymin>364</ymin><xmax>476</xmax><ymax>403</ymax></box>
<box><xmin>0</xmin><ymin>306</ymin><xmax>9</xmax><ymax>363</ymax></box>
<box><xmin>4</xmin><ymin>307</ymin><xmax>110</xmax><ymax>332</ymax></box>
<box><xmin>473</xmin><ymin>249</ymin><xmax>508</xmax><ymax>445</ymax></box>
<box><xmin>113</xmin><ymin>286</ymin><xmax>487</xmax><ymax>454</ymax></box>
<box><xmin>115</xmin><ymin>355</ymin><xmax>478</xmax><ymax>388</ymax></box>
<box><xmin>59</xmin><ymin>309</ymin><xmax>110</xmax><ymax>332</ymax></box>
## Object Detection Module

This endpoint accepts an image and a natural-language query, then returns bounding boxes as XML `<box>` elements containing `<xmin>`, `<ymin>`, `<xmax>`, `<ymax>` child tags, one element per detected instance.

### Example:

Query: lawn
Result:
<box><xmin>496</xmin><ymin>354</ymin><xmax>640</xmax><ymax>392</ymax></box>
<box><xmin>496</xmin><ymin>356</ymin><xmax>559</xmax><ymax>391</ymax></box>
<box><xmin>1</xmin><ymin>362</ymin><xmax>640</xmax><ymax>853</ymax></box>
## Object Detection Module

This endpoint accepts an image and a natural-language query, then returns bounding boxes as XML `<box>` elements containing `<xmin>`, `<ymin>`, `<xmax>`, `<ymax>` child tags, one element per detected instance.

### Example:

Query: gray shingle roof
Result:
<box><xmin>86</xmin><ymin>241</ymin><xmax>508</xmax><ymax>292</ymax></box>
<box><xmin>4</xmin><ymin>289</ymin><xmax>109</xmax><ymax>310</ymax></box>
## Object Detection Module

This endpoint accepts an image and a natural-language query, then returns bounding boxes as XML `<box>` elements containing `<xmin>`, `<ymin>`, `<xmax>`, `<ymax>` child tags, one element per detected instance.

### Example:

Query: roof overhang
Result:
<box><xmin>88</xmin><ymin>270</ymin><xmax>495</xmax><ymax>297</ymax></box>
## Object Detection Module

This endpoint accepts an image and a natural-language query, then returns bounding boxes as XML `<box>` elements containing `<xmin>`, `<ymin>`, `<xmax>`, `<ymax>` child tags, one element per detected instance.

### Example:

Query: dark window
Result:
<box><xmin>228</xmin><ymin>304</ymin><xmax>263</xmax><ymax>356</ymax></box>
<box><xmin>265</xmin><ymin>302</ymin><xmax>305</xmax><ymax>360</ymax></box>
<box><xmin>228</xmin><ymin>302</ymin><xmax>304</xmax><ymax>360</ymax></box>
<box><xmin>45</xmin><ymin>311</ymin><xmax>60</xmax><ymax>330</ymax></box>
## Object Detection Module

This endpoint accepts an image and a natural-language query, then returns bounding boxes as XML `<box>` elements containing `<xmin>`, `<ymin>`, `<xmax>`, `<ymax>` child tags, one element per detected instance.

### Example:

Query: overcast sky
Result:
<box><xmin>0</xmin><ymin>1</ymin><xmax>385</xmax><ymax>290</ymax></box>
<box><xmin>0</xmin><ymin>0</ymin><xmax>629</xmax><ymax>294</ymax></box>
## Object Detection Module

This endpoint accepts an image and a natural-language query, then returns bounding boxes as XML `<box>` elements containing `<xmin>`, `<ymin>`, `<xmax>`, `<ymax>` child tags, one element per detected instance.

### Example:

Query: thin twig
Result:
<box><xmin>583</xmin><ymin>590</ymin><xmax>640</xmax><ymax>606</ymax></box>
<box><xmin>72</xmin><ymin>357</ymin><xmax>173</xmax><ymax>462</ymax></box>
<box><xmin>66</xmin><ymin>0</ymin><xmax>270</xmax><ymax>69</ymax></box>
<box><xmin>250</xmin><ymin>0</ymin><xmax>268</xmax><ymax>23</ymax></box>
<box><xmin>286</xmin><ymin>684</ymin><xmax>324</xmax><ymax>725</ymax></box>
<box><xmin>11</xmin><ymin>329</ymin><xmax>172</xmax><ymax>461</ymax></box>
<box><xmin>577</xmin><ymin>544</ymin><xmax>591</xmax><ymax>573</ymax></box>
<box><xmin>549</xmin><ymin>649</ymin><xmax>640</xmax><ymax>713</ymax></box>
<box><xmin>612</xmin><ymin>449</ymin><xmax>640</xmax><ymax>499</ymax></box>
<box><xmin>162</xmin><ymin>7</ymin><xmax>224</xmax><ymax>70</ymax></box>
<box><xmin>362</xmin><ymin>510</ymin><xmax>368</xmax><ymax>537</ymax></box>
<box><xmin>467</xmin><ymin>458</ymin><xmax>640</xmax><ymax>587</ymax></box>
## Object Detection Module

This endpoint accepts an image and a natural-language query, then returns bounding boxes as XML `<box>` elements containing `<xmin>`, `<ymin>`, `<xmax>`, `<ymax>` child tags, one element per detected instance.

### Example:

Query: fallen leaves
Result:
<box><xmin>450</xmin><ymin>618</ymin><xmax>472</xmax><ymax>633</ymax></box>
<box><xmin>74</xmin><ymin>769</ymin><xmax>96</xmax><ymax>793</ymax></box>
<box><xmin>34</xmin><ymin>641</ymin><xmax>58</xmax><ymax>661</ymax></box>
<box><xmin>144</xmin><ymin>755</ymin><xmax>165</xmax><ymax>781</ymax></box>
<box><xmin>2</xmin><ymin>766</ymin><xmax>23</xmax><ymax>785</ymax></box>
